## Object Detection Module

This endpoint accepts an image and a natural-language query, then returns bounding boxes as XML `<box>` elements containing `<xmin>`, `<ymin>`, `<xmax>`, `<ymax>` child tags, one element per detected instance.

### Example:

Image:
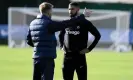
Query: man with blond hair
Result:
<box><xmin>26</xmin><ymin>2</ymin><xmax>87</xmax><ymax>80</ymax></box>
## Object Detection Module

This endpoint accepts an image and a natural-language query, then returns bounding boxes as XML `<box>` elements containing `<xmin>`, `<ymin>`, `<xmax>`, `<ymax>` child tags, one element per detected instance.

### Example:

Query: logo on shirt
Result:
<box><xmin>65</xmin><ymin>26</ymin><xmax>80</xmax><ymax>35</ymax></box>
<box><xmin>66</xmin><ymin>30</ymin><xmax>80</xmax><ymax>35</ymax></box>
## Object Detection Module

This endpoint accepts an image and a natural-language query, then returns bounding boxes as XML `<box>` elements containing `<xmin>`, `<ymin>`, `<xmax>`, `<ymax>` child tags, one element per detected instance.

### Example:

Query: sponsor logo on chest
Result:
<box><xmin>66</xmin><ymin>26</ymin><xmax>80</xmax><ymax>35</ymax></box>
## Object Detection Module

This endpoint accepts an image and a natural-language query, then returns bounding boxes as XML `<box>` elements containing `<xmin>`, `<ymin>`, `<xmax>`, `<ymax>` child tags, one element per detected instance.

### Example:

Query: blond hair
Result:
<box><xmin>39</xmin><ymin>2</ymin><xmax>53</xmax><ymax>14</ymax></box>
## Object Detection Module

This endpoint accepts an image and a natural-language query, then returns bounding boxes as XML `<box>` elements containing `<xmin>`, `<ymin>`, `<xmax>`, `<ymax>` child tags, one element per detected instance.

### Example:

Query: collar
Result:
<box><xmin>36</xmin><ymin>14</ymin><xmax>51</xmax><ymax>20</ymax></box>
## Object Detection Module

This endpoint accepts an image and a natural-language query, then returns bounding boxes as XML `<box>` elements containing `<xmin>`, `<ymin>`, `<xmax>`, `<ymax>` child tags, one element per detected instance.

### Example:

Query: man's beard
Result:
<box><xmin>70</xmin><ymin>12</ymin><xmax>78</xmax><ymax>17</ymax></box>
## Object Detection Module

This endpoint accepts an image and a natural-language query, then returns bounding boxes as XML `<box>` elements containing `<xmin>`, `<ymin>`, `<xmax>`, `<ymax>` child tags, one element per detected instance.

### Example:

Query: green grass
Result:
<box><xmin>0</xmin><ymin>46</ymin><xmax>133</xmax><ymax>80</ymax></box>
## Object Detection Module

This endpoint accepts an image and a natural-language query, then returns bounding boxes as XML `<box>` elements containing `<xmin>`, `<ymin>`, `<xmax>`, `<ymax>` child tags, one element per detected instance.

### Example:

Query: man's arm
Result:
<box><xmin>59</xmin><ymin>29</ymin><xmax>65</xmax><ymax>49</ymax></box>
<box><xmin>47</xmin><ymin>14</ymin><xmax>84</xmax><ymax>33</ymax></box>
<box><xmin>87</xmin><ymin>20</ymin><xmax>101</xmax><ymax>51</ymax></box>
<box><xmin>80</xmin><ymin>20</ymin><xmax>101</xmax><ymax>54</ymax></box>
<box><xmin>26</xmin><ymin>29</ymin><xmax>34</xmax><ymax>47</ymax></box>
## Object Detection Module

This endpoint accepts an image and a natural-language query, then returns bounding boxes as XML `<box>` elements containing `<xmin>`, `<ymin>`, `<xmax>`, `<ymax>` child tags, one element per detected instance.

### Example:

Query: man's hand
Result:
<box><xmin>83</xmin><ymin>7</ymin><xmax>92</xmax><ymax>17</ymax></box>
<box><xmin>80</xmin><ymin>48</ymin><xmax>90</xmax><ymax>54</ymax></box>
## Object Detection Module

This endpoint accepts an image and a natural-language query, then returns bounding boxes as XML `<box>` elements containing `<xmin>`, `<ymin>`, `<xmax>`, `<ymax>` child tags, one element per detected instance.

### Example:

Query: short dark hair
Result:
<box><xmin>39</xmin><ymin>2</ymin><xmax>53</xmax><ymax>14</ymax></box>
<box><xmin>69</xmin><ymin>2</ymin><xmax>79</xmax><ymax>7</ymax></box>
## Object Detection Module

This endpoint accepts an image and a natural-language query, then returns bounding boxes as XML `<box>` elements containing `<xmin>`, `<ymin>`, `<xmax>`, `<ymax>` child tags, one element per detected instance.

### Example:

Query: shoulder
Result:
<box><xmin>30</xmin><ymin>18</ymin><xmax>51</xmax><ymax>26</ymax></box>
<box><xmin>30</xmin><ymin>19</ymin><xmax>36</xmax><ymax>26</ymax></box>
<box><xmin>80</xmin><ymin>18</ymin><xmax>92</xmax><ymax>26</ymax></box>
<box><xmin>83</xmin><ymin>18</ymin><xmax>92</xmax><ymax>23</ymax></box>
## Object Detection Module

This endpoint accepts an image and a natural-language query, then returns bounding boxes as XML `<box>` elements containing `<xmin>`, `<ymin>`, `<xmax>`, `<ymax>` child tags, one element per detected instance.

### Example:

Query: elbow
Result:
<box><xmin>95</xmin><ymin>33</ymin><xmax>101</xmax><ymax>41</ymax></box>
<box><xmin>26</xmin><ymin>40</ymin><xmax>34</xmax><ymax>47</ymax></box>
<box><xmin>98</xmin><ymin>33</ymin><xmax>101</xmax><ymax>40</ymax></box>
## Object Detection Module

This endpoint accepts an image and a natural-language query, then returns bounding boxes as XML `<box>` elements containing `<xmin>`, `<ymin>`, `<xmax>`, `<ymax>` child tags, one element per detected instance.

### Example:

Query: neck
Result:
<box><xmin>42</xmin><ymin>13</ymin><xmax>51</xmax><ymax>18</ymax></box>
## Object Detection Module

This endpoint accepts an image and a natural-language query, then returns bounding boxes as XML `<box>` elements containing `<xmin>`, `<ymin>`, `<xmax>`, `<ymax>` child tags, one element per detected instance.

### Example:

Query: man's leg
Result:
<box><xmin>76</xmin><ymin>55</ymin><xmax>87</xmax><ymax>80</ymax></box>
<box><xmin>33</xmin><ymin>58</ymin><xmax>55</xmax><ymax>80</ymax></box>
<box><xmin>41</xmin><ymin>58</ymin><xmax>55</xmax><ymax>80</ymax></box>
<box><xmin>33</xmin><ymin>58</ymin><xmax>42</xmax><ymax>80</ymax></box>
<box><xmin>62</xmin><ymin>55</ymin><xmax>75</xmax><ymax>80</ymax></box>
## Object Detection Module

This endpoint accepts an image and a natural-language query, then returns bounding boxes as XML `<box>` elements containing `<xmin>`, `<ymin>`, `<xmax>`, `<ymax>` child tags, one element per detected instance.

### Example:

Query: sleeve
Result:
<box><xmin>84</xmin><ymin>19</ymin><xmax>101</xmax><ymax>51</ymax></box>
<box><xmin>47</xmin><ymin>14</ymin><xmax>85</xmax><ymax>33</ymax></box>
<box><xmin>58</xmin><ymin>29</ymin><xmax>66</xmax><ymax>48</ymax></box>
<box><xmin>26</xmin><ymin>29</ymin><xmax>34</xmax><ymax>47</ymax></box>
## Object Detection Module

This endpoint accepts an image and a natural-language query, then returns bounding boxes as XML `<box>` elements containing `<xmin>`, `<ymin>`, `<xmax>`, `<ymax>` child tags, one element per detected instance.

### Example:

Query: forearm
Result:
<box><xmin>62</xmin><ymin>14</ymin><xmax>84</xmax><ymax>27</ymax></box>
<box><xmin>26</xmin><ymin>30</ymin><xmax>34</xmax><ymax>47</ymax></box>
<box><xmin>87</xmin><ymin>28</ymin><xmax>101</xmax><ymax>51</ymax></box>
<box><xmin>59</xmin><ymin>38</ymin><xmax>64</xmax><ymax>48</ymax></box>
<box><xmin>59</xmin><ymin>30</ymin><xmax>65</xmax><ymax>48</ymax></box>
<box><xmin>48</xmin><ymin>14</ymin><xmax>84</xmax><ymax>33</ymax></box>
<box><xmin>87</xmin><ymin>36</ymin><xmax>100</xmax><ymax>51</ymax></box>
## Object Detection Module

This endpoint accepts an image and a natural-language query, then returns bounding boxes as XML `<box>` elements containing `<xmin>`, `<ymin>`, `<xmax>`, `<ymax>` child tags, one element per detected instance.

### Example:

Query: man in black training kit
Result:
<box><xmin>59</xmin><ymin>2</ymin><xmax>101</xmax><ymax>80</ymax></box>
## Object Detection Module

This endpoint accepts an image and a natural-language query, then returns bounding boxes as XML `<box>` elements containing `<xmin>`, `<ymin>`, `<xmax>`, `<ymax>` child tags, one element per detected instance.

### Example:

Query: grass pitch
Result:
<box><xmin>0</xmin><ymin>46</ymin><xmax>133</xmax><ymax>80</ymax></box>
